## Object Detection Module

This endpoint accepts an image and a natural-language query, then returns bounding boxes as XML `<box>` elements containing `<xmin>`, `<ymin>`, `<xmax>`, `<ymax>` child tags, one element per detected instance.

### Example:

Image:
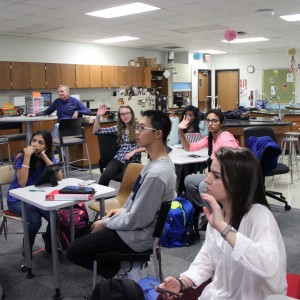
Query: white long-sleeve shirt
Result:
<box><xmin>181</xmin><ymin>204</ymin><xmax>287</xmax><ymax>300</ymax></box>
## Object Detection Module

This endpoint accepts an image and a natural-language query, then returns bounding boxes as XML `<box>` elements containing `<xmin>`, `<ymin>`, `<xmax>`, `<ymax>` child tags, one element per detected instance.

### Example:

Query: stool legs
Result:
<box><xmin>280</xmin><ymin>137</ymin><xmax>299</xmax><ymax>183</ymax></box>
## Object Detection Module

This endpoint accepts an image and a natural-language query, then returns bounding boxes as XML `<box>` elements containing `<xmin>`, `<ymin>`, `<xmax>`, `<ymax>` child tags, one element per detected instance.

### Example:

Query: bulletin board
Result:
<box><xmin>262</xmin><ymin>68</ymin><xmax>294</xmax><ymax>103</ymax></box>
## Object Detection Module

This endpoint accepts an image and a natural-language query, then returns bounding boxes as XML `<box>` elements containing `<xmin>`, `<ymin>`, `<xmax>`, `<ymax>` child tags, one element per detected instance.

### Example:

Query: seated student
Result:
<box><xmin>7</xmin><ymin>130</ymin><xmax>64</xmax><ymax>254</ymax></box>
<box><xmin>27</xmin><ymin>84</ymin><xmax>91</xmax><ymax>138</ymax></box>
<box><xmin>158</xmin><ymin>147</ymin><xmax>287</xmax><ymax>300</ymax></box>
<box><xmin>179</xmin><ymin>109</ymin><xmax>239</xmax><ymax>240</ymax></box>
<box><xmin>67</xmin><ymin>110</ymin><xmax>176</xmax><ymax>279</ymax></box>
<box><xmin>173</xmin><ymin>105</ymin><xmax>204</xmax><ymax>194</ymax></box>
<box><xmin>93</xmin><ymin>104</ymin><xmax>145</xmax><ymax>186</ymax></box>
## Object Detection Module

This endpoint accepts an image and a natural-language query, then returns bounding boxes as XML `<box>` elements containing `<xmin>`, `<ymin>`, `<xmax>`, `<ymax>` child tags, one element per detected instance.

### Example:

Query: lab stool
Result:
<box><xmin>284</xmin><ymin>131</ymin><xmax>300</xmax><ymax>155</ymax></box>
<box><xmin>280</xmin><ymin>134</ymin><xmax>299</xmax><ymax>183</ymax></box>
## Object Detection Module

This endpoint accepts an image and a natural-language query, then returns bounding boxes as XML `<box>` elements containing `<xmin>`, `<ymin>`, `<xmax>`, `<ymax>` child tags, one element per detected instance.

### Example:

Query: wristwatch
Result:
<box><xmin>221</xmin><ymin>225</ymin><xmax>237</xmax><ymax>239</ymax></box>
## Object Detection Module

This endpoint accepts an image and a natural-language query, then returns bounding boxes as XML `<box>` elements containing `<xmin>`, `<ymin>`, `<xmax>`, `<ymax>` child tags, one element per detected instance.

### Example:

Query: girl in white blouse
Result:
<box><xmin>159</xmin><ymin>147</ymin><xmax>287</xmax><ymax>300</ymax></box>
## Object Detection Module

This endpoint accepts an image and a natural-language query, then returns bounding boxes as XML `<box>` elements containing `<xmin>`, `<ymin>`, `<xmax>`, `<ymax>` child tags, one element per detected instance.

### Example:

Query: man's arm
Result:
<box><xmin>75</xmin><ymin>99</ymin><xmax>91</xmax><ymax>115</ymax></box>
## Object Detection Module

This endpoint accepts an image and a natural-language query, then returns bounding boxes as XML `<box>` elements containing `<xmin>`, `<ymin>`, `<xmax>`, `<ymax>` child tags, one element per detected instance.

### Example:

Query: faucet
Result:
<box><xmin>269</xmin><ymin>96</ymin><xmax>281</xmax><ymax>114</ymax></box>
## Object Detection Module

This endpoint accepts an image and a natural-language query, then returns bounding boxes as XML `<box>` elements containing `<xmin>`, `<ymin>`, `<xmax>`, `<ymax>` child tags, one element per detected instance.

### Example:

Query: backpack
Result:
<box><xmin>91</xmin><ymin>278</ymin><xmax>145</xmax><ymax>300</ymax></box>
<box><xmin>160</xmin><ymin>197</ymin><xmax>194</xmax><ymax>248</ymax></box>
<box><xmin>57</xmin><ymin>202</ymin><xmax>89</xmax><ymax>249</ymax></box>
<box><xmin>137</xmin><ymin>276</ymin><xmax>160</xmax><ymax>300</ymax></box>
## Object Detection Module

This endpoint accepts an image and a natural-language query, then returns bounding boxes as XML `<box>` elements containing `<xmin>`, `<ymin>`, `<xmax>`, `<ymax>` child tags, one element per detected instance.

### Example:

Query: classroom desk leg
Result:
<box><xmin>50</xmin><ymin>211</ymin><xmax>63</xmax><ymax>300</ymax></box>
<box><xmin>21</xmin><ymin>202</ymin><xmax>35</xmax><ymax>279</ymax></box>
<box><xmin>69</xmin><ymin>205</ymin><xmax>74</xmax><ymax>241</ymax></box>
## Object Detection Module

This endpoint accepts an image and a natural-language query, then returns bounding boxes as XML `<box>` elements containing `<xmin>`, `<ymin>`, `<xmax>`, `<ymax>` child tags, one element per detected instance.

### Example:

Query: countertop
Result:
<box><xmin>252</xmin><ymin>109</ymin><xmax>300</xmax><ymax>116</ymax></box>
<box><xmin>224</xmin><ymin>117</ymin><xmax>292</xmax><ymax>127</ymax></box>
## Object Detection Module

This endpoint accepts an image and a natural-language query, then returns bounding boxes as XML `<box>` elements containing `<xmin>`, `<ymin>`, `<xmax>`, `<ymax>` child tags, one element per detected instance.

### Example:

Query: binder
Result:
<box><xmin>45</xmin><ymin>190</ymin><xmax>93</xmax><ymax>201</ymax></box>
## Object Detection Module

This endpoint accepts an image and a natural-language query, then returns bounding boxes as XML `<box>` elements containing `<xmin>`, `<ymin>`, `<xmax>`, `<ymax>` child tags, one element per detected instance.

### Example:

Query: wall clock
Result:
<box><xmin>247</xmin><ymin>65</ymin><xmax>255</xmax><ymax>73</ymax></box>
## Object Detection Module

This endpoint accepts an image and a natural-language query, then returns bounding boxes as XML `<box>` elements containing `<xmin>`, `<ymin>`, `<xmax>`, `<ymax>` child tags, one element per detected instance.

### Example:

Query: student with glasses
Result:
<box><xmin>93</xmin><ymin>104</ymin><xmax>145</xmax><ymax>186</ymax></box>
<box><xmin>68</xmin><ymin>110</ymin><xmax>176</xmax><ymax>280</ymax></box>
<box><xmin>178</xmin><ymin>109</ymin><xmax>239</xmax><ymax>241</ymax></box>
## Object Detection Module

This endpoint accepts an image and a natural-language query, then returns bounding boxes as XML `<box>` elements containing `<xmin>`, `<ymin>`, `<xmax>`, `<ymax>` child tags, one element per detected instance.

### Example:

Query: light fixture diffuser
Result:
<box><xmin>280</xmin><ymin>14</ymin><xmax>300</xmax><ymax>21</ymax></box>
<box><xmin>222</xmin><ymin>37</ymin><xmax>269</xmax><ymax>43</ymax></box>
<box><xmin>93</xmin><ymin>36</ymin><xmax>140</xmax><ymax>43</ymax></box>
<box><xmin>86</xmin><ymin>2</ymin><xmax>160</xmax><ymax>19</ymax></box>
<box><xmin>200</xmin><ymin>50</ymin><xmax>227</xmax><ymax>55</ymax></box>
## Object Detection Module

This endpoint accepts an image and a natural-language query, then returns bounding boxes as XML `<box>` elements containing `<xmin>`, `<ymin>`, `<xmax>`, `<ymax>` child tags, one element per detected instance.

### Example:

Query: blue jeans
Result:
<box><xmin>8</xmin><ymin>200</ymin><xmax>59</xmax><ymax>247</ymax></box>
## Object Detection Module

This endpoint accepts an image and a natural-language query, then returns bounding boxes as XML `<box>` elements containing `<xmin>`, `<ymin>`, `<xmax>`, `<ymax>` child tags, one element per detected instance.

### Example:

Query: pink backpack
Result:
<box><xmin>57</xmin><ymin>202</ymin><xmax>89</xmax><ymax>249</ymax></box>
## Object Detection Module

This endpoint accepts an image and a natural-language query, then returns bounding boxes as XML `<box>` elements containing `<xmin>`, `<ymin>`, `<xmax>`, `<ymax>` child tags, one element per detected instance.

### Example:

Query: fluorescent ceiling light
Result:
<box><xmin>280</xmin><ymin>14</ymin><xmax>300</xmax><ymax>21</ymax></box>
<box><xmin>86</xmin><ymin>2</ymin><xmax>160</xmax><ymax>19</ymax></box>
<box><xmin>200</xmin><ymin>50</ymin><xmax>227</xmax><ymax>55</ymax></box>
<box><xmin>93</xmin><ymin>36</ymin><xmax>140</xmax><ymax>43</ymax></box>
<box><xmin>222</xmin><ymin>37</ymin><xmax>269</xmax><ymax>43</ymax></box>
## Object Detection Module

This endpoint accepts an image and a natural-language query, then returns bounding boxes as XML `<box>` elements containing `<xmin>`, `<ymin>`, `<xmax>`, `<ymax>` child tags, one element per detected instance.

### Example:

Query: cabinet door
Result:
<box><xmin>46</xmin><ymin>63</ymin><xmax>62</xmax><ymax>89</ymax></box>
<box><xmin>28</xmin><ymin>62</ymin><xmax>46</xmax><ymax>89</ymax></box>
<box><xmin>135</xmin><ymin>67</ymin><xmax>145</xmax><ymax>86</ymax></box>
<box><xmin>89</xmin><ymin>65</ymin><xmax>102</xmax><ymax>88</ymax></box>
<box><xmin>0</xmin><ymin>61</ymin><xmax>11</xmax><ymax>90</ymax></box>
<box><xmin>102</xmin><ymin>66</ymin><xmax>124</xmax><ymax>87</ymax></box>
<box><xmin>61</xmin><ymin>64</ymin><xmax>76</xmax><ymax>88</ymax></box>
<box><xmin>11</xmin><ymin>62</ymin><xmax>30</xmax><ymax>90</ymax></box>
<box><xmin>144</xmin><ymin>67</ymin><xmax>151</xmax><ymax>88</ymax></box>
<box><xmin>124</xmin><ymin>67</ymin><xmax>145</xmax><ymax>87</ymax></box>
<box><xmin>76</xmin><ymin>64</ymin><xmax>90</xmax><ymax>88</ymax></box>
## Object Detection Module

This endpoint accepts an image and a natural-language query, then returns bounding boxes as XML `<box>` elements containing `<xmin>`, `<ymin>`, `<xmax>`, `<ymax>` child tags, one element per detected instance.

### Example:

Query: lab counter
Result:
<box><xmin>223</xmin><ymin>118</ymin><xmax>292</xmax><ymax>146</ymax></box>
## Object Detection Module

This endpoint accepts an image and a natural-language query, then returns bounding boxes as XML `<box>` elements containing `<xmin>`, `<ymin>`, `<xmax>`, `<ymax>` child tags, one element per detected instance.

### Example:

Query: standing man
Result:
<box><xmin>67</xmin><ymin>110</ymin><xmax>176</xmax><ymax>280</ymax></box>
<box><xmin>27</xmin><ymin>84</ymin><xmax>91</xmax><ymax>137</ymax></box>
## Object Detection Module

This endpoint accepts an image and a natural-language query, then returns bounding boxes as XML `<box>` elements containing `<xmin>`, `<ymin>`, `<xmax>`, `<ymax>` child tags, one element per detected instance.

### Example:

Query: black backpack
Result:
<box><xmin>91</xmin><ymin>279</ymin><xmax>145</xmax><ymax>300</ymax></box>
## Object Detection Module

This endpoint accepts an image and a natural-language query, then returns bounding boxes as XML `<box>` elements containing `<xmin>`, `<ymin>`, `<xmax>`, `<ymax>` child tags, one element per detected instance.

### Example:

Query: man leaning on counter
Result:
<box><xmin>27</xmin><ymin>84</ymin><xmax>91</xmax><ymax>138</ymax></box>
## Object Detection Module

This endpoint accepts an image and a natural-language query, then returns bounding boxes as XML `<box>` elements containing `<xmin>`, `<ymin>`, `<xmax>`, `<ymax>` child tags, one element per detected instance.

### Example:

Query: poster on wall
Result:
<box><xmin>287</xmin><ymin>73</ymin><xmax>294</xmax><ymax>82</ymax></box>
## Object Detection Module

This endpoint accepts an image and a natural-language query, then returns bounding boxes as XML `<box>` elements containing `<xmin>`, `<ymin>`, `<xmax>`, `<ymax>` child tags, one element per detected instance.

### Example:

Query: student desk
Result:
<box><xmin>9</xmin><ymin>178</ymin><xmax>115</xmax><ymax>300</ymax></box>
<box><xmin>168</xmin><ymin>146</ymin><xmax>208</xmax><ymax>192</ymax></box>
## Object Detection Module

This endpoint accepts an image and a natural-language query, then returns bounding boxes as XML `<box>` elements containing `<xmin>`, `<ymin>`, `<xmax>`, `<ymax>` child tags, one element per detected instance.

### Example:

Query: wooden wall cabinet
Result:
<box><xmin>144</xmin><ymin>67</ymin><xmax>152</xmax><ymax>88</ymax></box>
<box><xmin>76</xmin><ymin>65</ymin><xmax>102</xmax><ymax>88</ymax></box>
<box><xmin>45</xmin><ymin>63</ymin><xmax>62</xmax><ymax>89</ymax></box>
<box><xmin>11</xmin><ymin>62</ymin><xmax>46</xmax><ymax>90</ymax></box>
<box><xmin>124</xmin><ymin>67</ymin><xmax>145</xmax><ymax>86</ymax></box>
<box><xmin>61</xmin><ymin>64</ymin><xmax>76</xmax><ymax>88</ymax></box>
<box><xmin>0</xmin><ymin>61</ymin><xmax>11</xmax><ymax>90</ymax></box>
<box><xmin>102</xmin><ymin>66</ymin><xmax>124</xmax><ymax>87</ymax></box>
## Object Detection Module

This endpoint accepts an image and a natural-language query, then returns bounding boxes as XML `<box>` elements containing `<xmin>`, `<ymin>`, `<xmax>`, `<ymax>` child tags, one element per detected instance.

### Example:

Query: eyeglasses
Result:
<box><xmin>205</xmin><ymin>118</ymin><xmax>220</xmax><ymax>124</ymax></box>
<box><xmin>120</xmin><ymin>112</ymin><xmax>131</xmax><ymax>117</ymax></box>
<box><xmin>136</xmin><ymin>124</ymin><xmax>157</xmax><ymax>133</ymax></box>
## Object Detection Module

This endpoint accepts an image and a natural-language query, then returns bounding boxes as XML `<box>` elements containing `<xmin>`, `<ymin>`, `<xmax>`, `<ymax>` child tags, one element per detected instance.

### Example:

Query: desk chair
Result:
<box><xmin>0</xmin><ymin>122</ymin><xmax>26</xmax><ymax>165</ymax></box>
<box><xmin>53</xmin><ymin>118</ymin><xmax>93</xmax><ymax>179</ymax></box>
<box><xmin>0</xmin><ymin>165</ymin><xmax>23</xmax><ymax>239</ymax></box>
<box><xmin>92</xmin><ymin>201</ymin><xmax>171</xmax><ymax>289</ymax></box>
<box><xmin>89</xmin><ymin>163</ymin><xmax>144</xmax><ymax>221</ymax></box>
<box><xmin>97</xmin><ymin>134</ymin><xmax>123</xmax><ymax>182</ymax></box>
<box><xmin>244</xmin><ymin>126</ymin><xmax>291</xmax><ymax>210</ymax></box>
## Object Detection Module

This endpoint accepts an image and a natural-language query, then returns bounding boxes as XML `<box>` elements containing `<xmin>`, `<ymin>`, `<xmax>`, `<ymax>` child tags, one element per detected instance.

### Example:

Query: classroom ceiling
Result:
<box><xmin>0</xmin><ymin>0</ymin><xmax>300</xmax><ymax>55</ymax></box>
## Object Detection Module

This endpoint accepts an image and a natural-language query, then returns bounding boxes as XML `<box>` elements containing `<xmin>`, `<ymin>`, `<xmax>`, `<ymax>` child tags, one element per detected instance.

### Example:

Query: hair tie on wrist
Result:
<box><xmin>22</xmin><ymin>164</ymin><xmax>30</xmax><ymax>169</ymax></box>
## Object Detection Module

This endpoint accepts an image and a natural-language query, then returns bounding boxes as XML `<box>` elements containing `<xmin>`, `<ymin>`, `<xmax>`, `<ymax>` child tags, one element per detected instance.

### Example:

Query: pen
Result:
<box><xmin>29</xmin><ymin>189</ymin><xmax>45</xmax><ymax>192</ymax></box>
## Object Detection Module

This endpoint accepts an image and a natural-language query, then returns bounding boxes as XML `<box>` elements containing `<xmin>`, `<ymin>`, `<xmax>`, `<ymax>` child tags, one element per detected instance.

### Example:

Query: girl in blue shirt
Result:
<box><xmin>7</xmin><ymin>130</ymin><xmax>63</xmax><ymax>254</ymax></box>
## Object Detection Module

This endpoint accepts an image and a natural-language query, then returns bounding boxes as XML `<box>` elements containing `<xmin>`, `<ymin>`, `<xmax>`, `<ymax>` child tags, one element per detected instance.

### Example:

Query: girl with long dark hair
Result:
<box><xmin>7</xmin><ymin>130</ymin><xmax>63</xmax><ymax>253</ymax></box>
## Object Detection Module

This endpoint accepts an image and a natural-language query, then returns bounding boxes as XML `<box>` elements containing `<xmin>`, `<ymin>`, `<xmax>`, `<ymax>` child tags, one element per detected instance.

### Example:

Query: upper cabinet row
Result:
<box><xmin>0</xmin><ymin>62</ymin><xmax>152</xmax><ymax>90</ymax></box>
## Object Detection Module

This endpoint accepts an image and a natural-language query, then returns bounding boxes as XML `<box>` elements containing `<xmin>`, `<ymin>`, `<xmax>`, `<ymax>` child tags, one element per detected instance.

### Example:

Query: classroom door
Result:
<box><xmin>198</xmin><ymin>70</ymin><xmax>211</xmax><ymax>110</ymax></box>
<box><xmin>216</xmin><ymin>70</ymin><xmax>239</xmax><ymax>111</ymax></box>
